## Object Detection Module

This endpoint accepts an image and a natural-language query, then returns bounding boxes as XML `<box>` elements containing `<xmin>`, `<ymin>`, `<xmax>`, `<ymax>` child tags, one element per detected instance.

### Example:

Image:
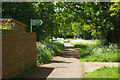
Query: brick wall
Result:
<box><xmin>2</xmin><ymin>30</ymin><xmax>36</xmax><ymax>78</ymax></box>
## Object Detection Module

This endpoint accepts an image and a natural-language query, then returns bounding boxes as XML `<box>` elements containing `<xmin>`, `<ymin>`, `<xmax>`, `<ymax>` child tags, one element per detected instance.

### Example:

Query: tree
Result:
<box><xmin>54</xmin><ymin>2</ymin><xmax>120</xmax><ymax>44</ymax></box>
<box><xmin>2</xmin><ymin>2</ymin><xmax>56</xmax><ymax>41</ymax></box>
<box><xmin>2</xmin><ymin>2</ymin><xmax>120</xmax><ymax>43</ymax></box>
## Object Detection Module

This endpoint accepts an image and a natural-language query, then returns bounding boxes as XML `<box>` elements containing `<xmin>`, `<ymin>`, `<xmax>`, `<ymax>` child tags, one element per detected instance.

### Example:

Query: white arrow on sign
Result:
<box><xmin>40</xmin><ymin>20</ymin><xmax>43</xmax><ymax>25</ymax></box>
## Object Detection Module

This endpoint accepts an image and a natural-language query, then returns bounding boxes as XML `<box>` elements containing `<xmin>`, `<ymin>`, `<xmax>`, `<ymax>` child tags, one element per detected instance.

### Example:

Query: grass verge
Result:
<box><xmin>69</xmin><ymin>39</ymin><xmax>119</xmax><ymax>62</ymax></box>
<box><xmin>83</xmin><ymin>66</ymin><xmax>118</xmax><ymax>78</ymax></box>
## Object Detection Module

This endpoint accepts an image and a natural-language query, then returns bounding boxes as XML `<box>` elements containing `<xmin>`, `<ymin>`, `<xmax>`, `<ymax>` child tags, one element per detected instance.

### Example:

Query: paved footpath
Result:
<box><xmin>27</xmin><ymin>40</ymin><xmax>118</xmax><ymax>79</ymax></box>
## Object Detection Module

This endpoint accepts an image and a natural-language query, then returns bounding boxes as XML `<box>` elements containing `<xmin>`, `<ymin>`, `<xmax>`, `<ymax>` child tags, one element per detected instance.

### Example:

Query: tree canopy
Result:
<box><xmin>2</xmin><ymin>2</ymin><xmax>120</xmax><ymax>44</ymax></box>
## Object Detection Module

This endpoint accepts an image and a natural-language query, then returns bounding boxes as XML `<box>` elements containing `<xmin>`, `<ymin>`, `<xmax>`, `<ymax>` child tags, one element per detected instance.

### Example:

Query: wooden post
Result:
<box><xmin>30</xmin><ymin>19</ymin><xmax>32</xmax><ymax>32</ymax></box>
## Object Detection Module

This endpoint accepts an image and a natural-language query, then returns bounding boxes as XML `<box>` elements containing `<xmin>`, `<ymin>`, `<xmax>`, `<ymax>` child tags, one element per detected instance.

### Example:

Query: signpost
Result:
<box><xmin>30</xmin><ymin>19</ymin><xmax>43</xmax><ymax>32</ymax></box>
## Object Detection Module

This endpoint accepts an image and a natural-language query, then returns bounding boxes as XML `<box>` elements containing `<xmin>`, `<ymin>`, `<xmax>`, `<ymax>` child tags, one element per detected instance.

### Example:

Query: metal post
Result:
<box><xmin>30</xmin><ymin>19</ymin><xmax>32</xmax><ymax>32</ymax></box>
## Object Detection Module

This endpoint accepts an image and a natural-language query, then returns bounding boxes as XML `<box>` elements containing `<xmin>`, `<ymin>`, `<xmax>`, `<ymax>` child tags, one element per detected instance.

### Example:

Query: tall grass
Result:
<box><xmin>69</xmin><ymin>39</ymin><xmax>120</xmax><ymax>62</ymax></box>
<box><xmin>37</xmin><ymin>38</ymin><xmax>64</xmax><ymax>65</ymax></box>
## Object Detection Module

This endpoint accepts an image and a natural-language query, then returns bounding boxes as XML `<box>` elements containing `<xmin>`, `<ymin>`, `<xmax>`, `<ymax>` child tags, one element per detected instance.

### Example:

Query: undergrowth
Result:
<box><xmin>70</xmin><ymin>39</ymin><xmax>119</xmax><ymax>62</ymax></box>
<box><xmin>37</xmin><ymin>38</ymin><xmax>64</xmax><ymax>65</ymax></box>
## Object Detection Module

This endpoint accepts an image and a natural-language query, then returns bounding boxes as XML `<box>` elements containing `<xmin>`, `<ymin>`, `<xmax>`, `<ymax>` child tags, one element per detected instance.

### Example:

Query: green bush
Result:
<box><xmin>37</xmin><ymin>39</ymin><xmax>64</xmax><ymax>65</ymax></box>
<box><xmin>83</xmin><ymin>66</ymin><xmax>118</xmax><ymax>78</ymax></box>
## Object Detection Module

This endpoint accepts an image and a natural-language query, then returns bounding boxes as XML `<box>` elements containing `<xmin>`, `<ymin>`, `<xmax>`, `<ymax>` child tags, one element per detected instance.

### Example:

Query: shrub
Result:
<box><xmin>37</xmin><ymin>38</ymin><xmax>64</xmax><ymax>65</ymax></box>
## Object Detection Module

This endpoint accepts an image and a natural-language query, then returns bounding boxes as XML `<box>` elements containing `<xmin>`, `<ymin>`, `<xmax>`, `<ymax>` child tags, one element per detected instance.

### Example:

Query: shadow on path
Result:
<box><xmin>56</xmin><ymin>40</ymin><xmax>80</xmax><ymax>59</ymax></box>
<box><xmin>26</xmin><ymin>40</ymin><xmax>81</xmax><ymax>78</ymax></box>
<box><xmin>26</xmin><ymin>40</ymin><xmax>77</xmax><ymax>78</ymax></box>
<box><xmin>26</xmin><ymin>40</ymin><xmax>118</xmax><ymax>79</ymax></box>
<box><xmin>49</xmin><ymin>60</ymin><xmax>71</xmax><ymax>63</ymax></box>
<box><xmin>27</xmin><ymin>67</ymin><xmax>54</xmax><ymax>78</ymax></box>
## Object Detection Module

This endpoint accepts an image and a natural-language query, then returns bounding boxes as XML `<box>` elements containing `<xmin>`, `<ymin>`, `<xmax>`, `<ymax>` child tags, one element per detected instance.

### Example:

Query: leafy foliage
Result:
<box><xmin>37</xmin><ymin>38</ymin><xmax>64</xmax><ymax>65</ymax></box>
<box><xmin>2</xmin><ymin>2</ymin><xmax>120</xmax><ymax>43</ymax></box>
<box><xmin>54</xmin><ymin>2</ymin><xmax>120</xmax><ymax>43</ymax></box>
<box><xmin>2</xmin><ymin>2</ymin><xmax>55</xmax><ymax>40</ymax></box>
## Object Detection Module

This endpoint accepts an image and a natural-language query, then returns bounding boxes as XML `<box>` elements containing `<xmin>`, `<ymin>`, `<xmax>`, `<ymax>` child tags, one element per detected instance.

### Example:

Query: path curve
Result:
<box><xmin>27</xmin><ymin>40</ymin><xmax>118</xmax><ymax>78</ymax></box>
<box><xmin>41</xmin><ymin>40</ymin><xmax>82</xmax><ymax>78</ymax></box>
